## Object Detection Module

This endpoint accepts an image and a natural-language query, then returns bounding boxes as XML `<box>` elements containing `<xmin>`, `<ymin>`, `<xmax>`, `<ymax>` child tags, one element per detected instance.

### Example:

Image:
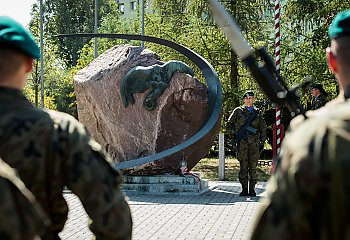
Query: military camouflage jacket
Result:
<box><xmin>0</xmin><ymin>87</ymin><xmax>132</xmax><ymax>239</ymax></box>
<box><xmin>227</xmin><ymin>106</ymin><xmax>266</xmax><ymax>144</ymax></box>
<box><xmin>0</xmin><ymin>159</ymin><xmax>49</xmax><ymax>240</ymax></box>
<box><xmin>252</xmin><ymin>100</ymin><xmax>350</xmax><ymax>240</ymax></box>
<box><xmin>310</xmin><ymin>94</ymin><xmax>328</xmax><ymax>110</ymax></box>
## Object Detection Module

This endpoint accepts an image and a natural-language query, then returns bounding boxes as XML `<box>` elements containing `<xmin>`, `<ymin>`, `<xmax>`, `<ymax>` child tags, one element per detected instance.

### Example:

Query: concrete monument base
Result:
<box><xmin>121</xmin><ymin>174</ymin><xmax>210</xmax><ymax>195</ymax></box>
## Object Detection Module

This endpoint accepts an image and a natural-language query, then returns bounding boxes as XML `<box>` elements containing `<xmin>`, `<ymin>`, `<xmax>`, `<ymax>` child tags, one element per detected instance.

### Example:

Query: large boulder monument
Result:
<box><xmin>74</xmin><ymin>44</ymin><xmax>220</xmax><ymax>175</ymax></box>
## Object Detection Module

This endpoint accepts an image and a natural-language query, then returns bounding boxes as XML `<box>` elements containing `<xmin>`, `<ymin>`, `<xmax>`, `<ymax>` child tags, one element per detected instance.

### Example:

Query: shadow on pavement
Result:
<box><xmin>125</xmin><ymin>183</ymin><xmax>266</xmax><ymax>205</ymax></box>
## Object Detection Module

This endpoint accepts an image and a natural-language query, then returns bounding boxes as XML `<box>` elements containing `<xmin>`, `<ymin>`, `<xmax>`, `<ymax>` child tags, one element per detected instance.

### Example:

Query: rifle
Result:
<box><xmin>231</xmin><ymin>110</ymin><xmax>258</xmax><ymax>142</ymax></box>
<box><xmin>209</xmin><ymin>0</ymin><xmax>310</xmax><ymax>118</ymax></box>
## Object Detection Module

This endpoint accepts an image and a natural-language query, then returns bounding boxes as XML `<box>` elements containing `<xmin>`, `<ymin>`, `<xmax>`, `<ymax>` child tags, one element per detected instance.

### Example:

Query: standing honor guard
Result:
<box><xmin>227</xmin><ymin>91</ymin><xmax>266</xmax><ymax>196</ymax></box>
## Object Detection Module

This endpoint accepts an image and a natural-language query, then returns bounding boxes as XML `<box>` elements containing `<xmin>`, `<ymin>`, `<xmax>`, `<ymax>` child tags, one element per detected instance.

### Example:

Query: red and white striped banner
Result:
<box><xmin>275</xmin><ymin>0</ymin><xmax>281</xmax><ymax>154</ymax></box>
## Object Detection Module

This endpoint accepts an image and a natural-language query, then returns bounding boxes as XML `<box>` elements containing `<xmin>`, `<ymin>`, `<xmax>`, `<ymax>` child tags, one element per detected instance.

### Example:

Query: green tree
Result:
<box><xmin>282</xmin><ymin>0</ymin><xmax>350</xmax><ymax>108</ymax></box>
<box><xmin>25</xmin><ymin>0</ymin><xmax>123</xmax><ymax>115</ymax></box>
<box><xmin>43</xmin><ymin>0</ymin><xmax>120</xmax><ymax>67</ymax></box>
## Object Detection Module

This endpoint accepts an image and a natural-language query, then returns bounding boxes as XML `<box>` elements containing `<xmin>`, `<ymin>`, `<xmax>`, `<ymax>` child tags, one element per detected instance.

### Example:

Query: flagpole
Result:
<box><xmin>274</xmin><ymin>0</ymin><xmax>281</xmax><ymax>155</ymax></box>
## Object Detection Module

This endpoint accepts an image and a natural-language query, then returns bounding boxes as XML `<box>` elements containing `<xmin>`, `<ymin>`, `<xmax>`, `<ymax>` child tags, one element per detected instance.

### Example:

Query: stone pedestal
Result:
<box><xmin>121</xmin><ymin>174</ymin><xmax>210</xmax><ymax>195</ymax></box>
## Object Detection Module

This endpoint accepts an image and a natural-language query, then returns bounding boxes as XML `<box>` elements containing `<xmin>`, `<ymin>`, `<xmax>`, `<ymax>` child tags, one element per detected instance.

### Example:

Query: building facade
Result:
<box><xmin>117</xmin><ymin>0</ymin><xmax>154</xmax><ymax>19</ymax></box>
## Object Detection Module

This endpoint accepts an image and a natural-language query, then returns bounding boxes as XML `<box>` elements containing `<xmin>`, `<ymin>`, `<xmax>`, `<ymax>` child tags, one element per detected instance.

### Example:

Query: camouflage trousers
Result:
<box><xmin>236</xmin><ymin>140</ymin><xmax>260</xmax><ymax>190</ymax></box>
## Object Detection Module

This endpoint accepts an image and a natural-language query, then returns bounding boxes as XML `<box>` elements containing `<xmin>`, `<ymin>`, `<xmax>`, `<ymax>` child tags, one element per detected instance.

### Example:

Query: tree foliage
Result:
<box><xmin>43</xmin><ymin>0</ymin><xmax>119</xmax><ymax>67</ymax></box>
<box><xmin>282</xmin><ymin>0</ymin><xmax>350</xmax><ymax>108</ymax></box>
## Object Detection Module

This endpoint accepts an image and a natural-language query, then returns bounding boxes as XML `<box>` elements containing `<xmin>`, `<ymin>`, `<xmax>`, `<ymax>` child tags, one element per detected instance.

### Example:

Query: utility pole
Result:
<box><xmin>94</xmin><ymin>0</ymin><xmax>98</xmax><ymax>58</ymax></box>
<box><xmin>227</xmin><ymin>0</ymin><xmax>239</xmax><ymax>107</ymax></box>
<box><xmin>40</xmin><ymin>0</ymin><xmax>44</xmax><ymax>108</ymax></box>
<box><xmin>141</xmin><ymin>0</ymin><xmax>145</xmax><ymax>48</ymax></box>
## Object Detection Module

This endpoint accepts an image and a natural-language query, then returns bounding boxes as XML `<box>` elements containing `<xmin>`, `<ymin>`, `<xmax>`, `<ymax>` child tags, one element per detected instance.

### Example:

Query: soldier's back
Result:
<box><xmin>252</xmin><ymin>99</ymin><xmax>350</xmax><ymax>240</ymax></box>
<box><xmin>0</xmin><ymin>88</ymin><xmax>132</xmax><ymax>239</ymax></box>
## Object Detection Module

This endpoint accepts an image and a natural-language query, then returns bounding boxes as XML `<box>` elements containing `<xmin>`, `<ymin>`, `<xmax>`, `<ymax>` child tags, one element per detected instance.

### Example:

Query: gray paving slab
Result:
<box><xmin>59</xmin><ymin>181</ymin><xmax>267</xmax><ymax>240</ymax></box>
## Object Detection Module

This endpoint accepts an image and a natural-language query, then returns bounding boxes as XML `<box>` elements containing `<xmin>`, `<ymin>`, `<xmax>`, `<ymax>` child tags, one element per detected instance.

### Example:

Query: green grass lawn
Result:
<box><xmin>191</xmin><ymin>157</ymin><xmax>271</xmax><ymax>182</ymax></box>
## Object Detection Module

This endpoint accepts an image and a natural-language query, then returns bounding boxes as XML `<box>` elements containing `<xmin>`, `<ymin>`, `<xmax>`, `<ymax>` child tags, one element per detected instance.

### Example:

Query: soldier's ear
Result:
<box><xmin>327</xmin><ymin>47</ymin><xmax>337</xmax><ymax>73</ymax></box>
<box><xmin>24</xmin><ymin>57</ymin><xmax>34</xmax><ymax>73</ymax></box>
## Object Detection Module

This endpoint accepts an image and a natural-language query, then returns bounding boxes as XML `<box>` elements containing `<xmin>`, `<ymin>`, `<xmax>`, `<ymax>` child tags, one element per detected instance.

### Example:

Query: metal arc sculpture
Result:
<box><xmin>57</xmin><ymin>33</ymin><xmax>222</xmax><ymax>170</ymax></box>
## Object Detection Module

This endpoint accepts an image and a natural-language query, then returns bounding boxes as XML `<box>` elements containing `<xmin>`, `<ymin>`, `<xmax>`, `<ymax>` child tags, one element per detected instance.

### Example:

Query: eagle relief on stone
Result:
<box><xmin>120</xmin><ymin>60</ymin><xmax>194</xmax><ymax>111</ymax></box>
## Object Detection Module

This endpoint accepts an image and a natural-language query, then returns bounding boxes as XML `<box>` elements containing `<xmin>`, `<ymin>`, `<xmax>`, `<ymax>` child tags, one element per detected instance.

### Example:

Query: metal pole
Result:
<box><xmin>40</xmin><ymin>0</ymin><xmax>44</xmax><ymax>108</ymax></box>
<box><xmin>94</xmin><ymin>0</ymin><xmax>98</xmax><ymax>58</ymax></box>
<box><xmin>141</xmin><ymin>0</ymin><xmax>145</xmax><ymax>48</ymax></box>
<box><xmin>218</xmin><ymin>133</ymin><xmax>225</xmax><ymax>180</ymax></box>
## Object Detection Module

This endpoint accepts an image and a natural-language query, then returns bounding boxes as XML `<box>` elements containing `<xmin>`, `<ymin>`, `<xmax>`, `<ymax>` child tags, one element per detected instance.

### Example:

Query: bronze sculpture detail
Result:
<box><xmin>120</xmin><ymin>60</ymin><xmax>194</xmax><ymax>111</ymax></box>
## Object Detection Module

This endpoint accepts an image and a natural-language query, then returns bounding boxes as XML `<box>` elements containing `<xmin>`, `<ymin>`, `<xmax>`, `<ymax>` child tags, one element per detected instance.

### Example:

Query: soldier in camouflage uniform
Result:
<box><xmin>0</xmin><ymin>158</ymin><xmax>49</xmax><ymax>240</ymax></box>
<box><xmin>227</xmin><ymin>91</ymin><xmax>266</xmax><ymax>197</ymax></box>
<box><xmin>252</xmin><ymin>9</ymin><xmax>350</xmax><ymax>240</ymax></box>
<box><xmin>0</xmin><ymin>17</ymin><xmax>132</xmax><ymax>239</ymax></box>
<box><xmin>310</xmin><ymin>83</ymin><xmax>328</xmax><ymax>110</ymax></box>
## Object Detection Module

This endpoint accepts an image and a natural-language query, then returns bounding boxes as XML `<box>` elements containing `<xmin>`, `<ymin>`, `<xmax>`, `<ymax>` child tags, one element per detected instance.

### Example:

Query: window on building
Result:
<box><xmin>130</xmin><ymin>1</ymin><xmax>137</xmax><ymax>11</ymax></box>
<box><xmin>119</xmin><ymin>3</ymin><xmax>125</xmax><ymax>14</ymax></box>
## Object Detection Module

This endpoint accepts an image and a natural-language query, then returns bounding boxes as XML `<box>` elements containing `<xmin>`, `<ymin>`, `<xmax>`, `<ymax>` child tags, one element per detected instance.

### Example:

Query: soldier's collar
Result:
<box><xmin>0</xmin><ymin>86</ymin><xmax>27</xmax><ymax>101</ymax></box>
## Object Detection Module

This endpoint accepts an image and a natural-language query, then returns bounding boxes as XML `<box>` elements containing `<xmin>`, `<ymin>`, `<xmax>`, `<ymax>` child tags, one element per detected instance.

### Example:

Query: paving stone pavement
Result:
<box><xmin>59</xmin><ymin>181</ymin><xmax>267</xmax><ymax>240</ymax></box>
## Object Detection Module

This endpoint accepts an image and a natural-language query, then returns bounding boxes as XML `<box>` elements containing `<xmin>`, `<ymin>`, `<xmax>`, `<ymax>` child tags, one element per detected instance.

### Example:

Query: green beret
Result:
<box><xmin>242</xmin><ymin>91</ymin><xmax>254</xmax><ymax>99</ymax></box>
<box><xmin>0</xmin><ymin>16</ymin><xmax>40</xmax><ymax>59</ymax></box>
<box><xmin>328</xmin><ymin>9</ymin><xmax>350</xmax><ymax>39</ymax></box>
<box><xmin>310</xmin><ymin>83</ymin><xmax>323</xmax><ymax>90</ymax></box>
